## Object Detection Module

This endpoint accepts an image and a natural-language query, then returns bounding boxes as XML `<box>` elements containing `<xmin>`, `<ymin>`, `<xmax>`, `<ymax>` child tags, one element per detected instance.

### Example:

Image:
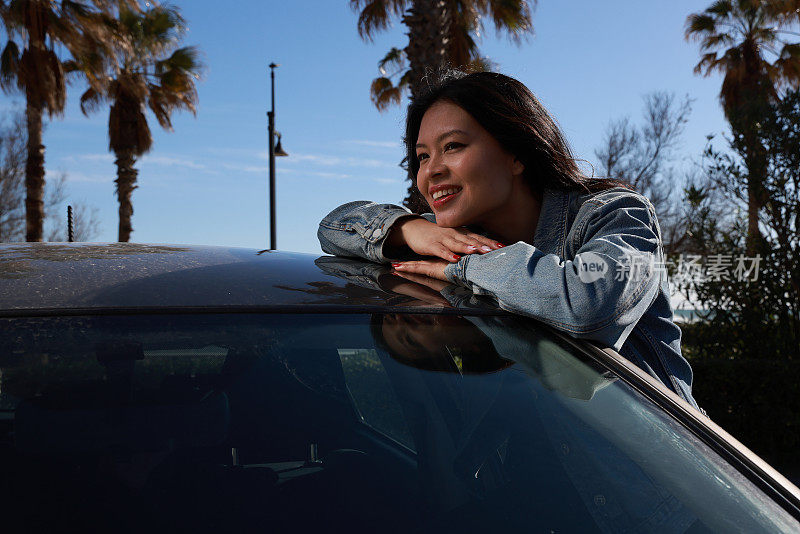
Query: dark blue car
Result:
<box><xmin>0</xmin><ymin>243</ymin><xmax>798</xmax><ymax>533</ymax></box>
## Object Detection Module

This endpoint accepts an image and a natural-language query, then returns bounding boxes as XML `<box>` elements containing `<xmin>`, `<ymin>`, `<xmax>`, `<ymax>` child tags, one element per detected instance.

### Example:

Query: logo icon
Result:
<box><xmin>577</xmin><ymin>252</ymin><xmax>609</xmax><ymax>283</ymax></box>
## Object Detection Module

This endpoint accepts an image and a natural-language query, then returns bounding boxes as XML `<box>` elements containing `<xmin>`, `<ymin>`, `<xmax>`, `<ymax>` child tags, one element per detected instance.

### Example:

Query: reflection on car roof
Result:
<box><xmin>0</xmin><ymin>243</ymin><xmax>505</xmax><ymax>314</ymax></box>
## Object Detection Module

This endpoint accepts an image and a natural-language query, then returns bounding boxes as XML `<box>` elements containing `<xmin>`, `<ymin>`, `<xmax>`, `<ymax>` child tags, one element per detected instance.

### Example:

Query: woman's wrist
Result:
<box><xmin>384</xmin><ymin>215</ymin><xmax>428</xmax><ymax>256</ymax></box>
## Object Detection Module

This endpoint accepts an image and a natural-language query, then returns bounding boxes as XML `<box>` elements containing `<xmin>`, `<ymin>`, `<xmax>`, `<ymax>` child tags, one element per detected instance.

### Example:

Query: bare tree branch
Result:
<box><xmin>595</xmin><ymin>92</ymin><xmax>694</xmax><ymax>254</ymax></box>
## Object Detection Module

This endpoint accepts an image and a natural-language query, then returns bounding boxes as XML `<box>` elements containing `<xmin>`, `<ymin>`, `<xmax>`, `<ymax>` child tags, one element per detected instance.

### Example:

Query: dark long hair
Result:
<box><xmin>404</xmin><ymin>70</ymin><xmax>631</xmax><ymax>196</ymax></box>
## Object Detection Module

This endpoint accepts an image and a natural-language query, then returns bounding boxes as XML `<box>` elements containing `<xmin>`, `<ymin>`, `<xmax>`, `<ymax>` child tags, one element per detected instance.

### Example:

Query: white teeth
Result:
<box><xmin>432</xmin><ymin>187</ymin><xmax>460</xmax><ymax>200</ymax></box>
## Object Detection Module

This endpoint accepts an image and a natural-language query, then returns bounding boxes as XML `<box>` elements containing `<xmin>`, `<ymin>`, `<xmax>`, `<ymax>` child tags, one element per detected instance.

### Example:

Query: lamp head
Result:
<box><xmin>274</xmin><ymin>133</ymin><xmax>288</xmax><ymax>157</ymax></box>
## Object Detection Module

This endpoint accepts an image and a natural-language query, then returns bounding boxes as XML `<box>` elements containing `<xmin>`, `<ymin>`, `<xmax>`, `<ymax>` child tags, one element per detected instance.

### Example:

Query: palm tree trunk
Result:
<box><xmin>114</xmin><ymin>149</ymin><xmax>138</xmax><ymax>242</ymax></box>
<box><xmin>24</xmin><ymin>102</ymin><xmax>45</xmax><ymax>242</ymax></box>
<box><xmin>739</xmin><ymin>44</ymin><xmax>767</xmax><ymax>256</ymax></box>
<box><xmin>741</xmin><ymin>119</ymin><xmax>767</xmax><ymax>256</ymax></box>
<box><xmin>404</xmin><ymin>0</ymin><xmax>450</xmax><ymax>100</ymax></box>
<box><xmin>402</xmin><ymin>0</ymin><xmax>450</xmax><ymax>213</ymax></box>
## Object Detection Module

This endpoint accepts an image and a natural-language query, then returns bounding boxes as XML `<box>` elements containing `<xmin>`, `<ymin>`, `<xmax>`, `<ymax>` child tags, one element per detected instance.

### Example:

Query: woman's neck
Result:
<box><xmin>479</xmin><ymin>181</ymin><xmax>542</xmax><ymax>245</ymax></box>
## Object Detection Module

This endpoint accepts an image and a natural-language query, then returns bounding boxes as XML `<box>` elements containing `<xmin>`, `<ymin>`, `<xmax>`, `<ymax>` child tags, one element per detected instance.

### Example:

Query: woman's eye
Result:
<box><xmin>444</xmin><ymin>142</ymin><xmax>463</xmax><ymax>151</ymax></box>
<box><xmin>417</xmin><ymin>152</ymin><xmax>429</xmax><ymax>162</ymax></box>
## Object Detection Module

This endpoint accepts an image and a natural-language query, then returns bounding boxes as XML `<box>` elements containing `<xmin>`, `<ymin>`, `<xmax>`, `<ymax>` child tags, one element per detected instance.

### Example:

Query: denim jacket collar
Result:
<box><xmin>533</xmin><ymin>188</ymin><xmax>572</xmax><ymax>257</ymax></box>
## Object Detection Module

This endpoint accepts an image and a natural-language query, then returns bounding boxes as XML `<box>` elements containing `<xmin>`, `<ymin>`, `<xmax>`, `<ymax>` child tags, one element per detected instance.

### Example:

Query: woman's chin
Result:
<box><xmin>433</xmin><ymin>209</ymin><xmax>468</xmax><ymax>228</ymax></box>
<box><xmin>435</xmin><ymin>216</ymin><xmax>463</xmax><ymax>228</ymax></box>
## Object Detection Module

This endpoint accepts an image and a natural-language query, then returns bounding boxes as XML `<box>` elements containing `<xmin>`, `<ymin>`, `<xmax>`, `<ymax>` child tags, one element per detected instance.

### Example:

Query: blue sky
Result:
<box><xmin>0</xmin><ymin>0</ymin><xmax>729</xmax><ymax>253</ymax></box>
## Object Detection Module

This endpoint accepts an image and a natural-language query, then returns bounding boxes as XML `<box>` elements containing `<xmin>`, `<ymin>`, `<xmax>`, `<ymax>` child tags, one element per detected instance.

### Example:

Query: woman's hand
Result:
<box><xmin>378</xmin><ymin>272</ymin><xmax>450</xmax><ymax>305</ymax></box>
<box><xmin>386</xmin><ymin>216</ymin><xmax>504</xmax><ymax>263</ymax></box>
<box><xmin>392</xmin><ymin>259</ymin><xmax>450</xmax><ymax>283</ymax></box>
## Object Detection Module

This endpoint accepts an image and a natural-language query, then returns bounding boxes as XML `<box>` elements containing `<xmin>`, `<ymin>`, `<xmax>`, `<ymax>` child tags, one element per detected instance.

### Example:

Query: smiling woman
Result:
<box><xmin>318</xmin><ymin>70</ymin><xmax>701</xmax><ymax>411</ymax></box>
<box><xmin>414</xmin><ymin>101</ymin><xmax>530</xmax><ymax>231</ymax></box>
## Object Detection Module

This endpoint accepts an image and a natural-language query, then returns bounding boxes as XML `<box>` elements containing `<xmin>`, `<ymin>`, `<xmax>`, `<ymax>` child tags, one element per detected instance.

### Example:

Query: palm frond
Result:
<box><xmin>61</xmin><ymin>1</ymin><xmax>92</xmax><ymax>19</ymax></box>
<box><xmin>79</xmin><ymin>86</ymin><xmax>103</xmax><ymax>115</ymax></box>
<box><xmin>694</xmin><ymin>51</ymin><xmax>725</xmax><ymax>75</ymax></box>
<box><xmin>156</xmin><ymin>71</ymin><xmax>197</xmax><ymax>108</ymax></box>
<box><xmin>702</xmin><ymin>31</ymin><xmax>736</xmax><ymax>50</ymax></box>
<box><xmin>398</xmin><ymin>69</ymin><xmax>412</xmax><ymax>88</ymax></box>
<box><xmin>17</xmin><ymin>48</ymin><xmax>66</xmax><ymax>115</ymax></box>
<box><xmin>109</xmin><ymin>91</ymin><xmax>152</xmax><ymax>155</ymax></box>
<box><xmin>141</xmin><ymin>4</ymin><xmax>185</xmax><ymax>42</ymax></box>
<box><xmin>706</xmin><ymin>0</ymin><xmax>734</xmax><ymax>18</ymax></box>
<box><xmin>718</xmin><ymin>48</ymin><xmax>749</xmax><ymax>108</ymax></box>
<box><xmin>457</xmin><ymin>3</ymin><xmax>480</xmax><ymax>35</ymax></box>
<box><xmin>686</xmin><ymin>13</ymin><xmax>718</xmax><ymax>40</ymax></box>
<box><xmin>484</xmin><ymin>0</ymin><xmax>534</xmax><ymax>42</ymax></box>
<box><xmin>115</xmin><ymin>73</ymin><xmax>148</xmax><ymax>104</ymax></box>
<box><xmin>377</xmin><ymin>46</ymin><xmax>406</xmax><ymax>75</ymax></box>
<box><xmin>766</xmin><ymin>0</ymin><xmax>800</xmax><ymax>24</ymax></box>
<box><xmin>91</xmin><ymin>0</ymin><xmax>142</xmax><ymax>15</ymax></box>
<box><xmin>46</xmin><ymin>51</ymin><xmax>66</xmax><ymax>116</ymax></box>
<box><xmin>118</xmin><ymin>5</ymin><xmax>141</xmax><ymax>36</ymax></box>
<box><xmin>448</xmin><ymin>4</ymin><xmax>479</xmax><ymax>66</ymax></box>
<box><xmin>779</xmin><ymin>41</ymin><xmax>800</xmax><ymax>61</ymax></box>
<box><xmin>353</xmin><ymin>0</ymin><xmax>407</xmax><ymax>41</ymax></box>
<box><xmin>146</xmin><ymin>86</ymin><xmax>175</xmax><ymax>130</ymax></box>
<box><xmin>0</xmin><ymin>40</ymin><xmax>20</xmax><ymax>91</ymax></box>
<box><xmin>775</xmin><ymin>42</ymin><xmax>800</xmax><ymax>84</ymax></box>
<box><xmin>66</xmin><ymin>39</ymin><xmax>112</xmax><ymax>90</ymax></box>
<box><xmin>61</xmin><ymin>59</ymin><xmax>79</xmax><ymax>73</ymax></box>
<box><xmin>156</xmin><ymin>46</ymin><xmax>202</xmax><ymax>76</ymax></box>
<box><xmin>370</xmin><ymin>75</ymin><xmax>402</xmax><ymax>112</ymax></box>
<box><xmin>752</xmin><ymin>26</ymin><xmax>778</xmax><ymax>45</ymax></box>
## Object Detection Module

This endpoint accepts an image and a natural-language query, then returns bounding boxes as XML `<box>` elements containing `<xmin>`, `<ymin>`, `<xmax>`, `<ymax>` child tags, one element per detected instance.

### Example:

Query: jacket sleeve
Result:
<box><xmin>444</xmin><ymin>193</ymin><xmax>664</xmax><ymax>351</ymax></box>
<box><xmin>317</xmin><ymin>201</ymin><xmax>436</xmax><ymax>263</ymax></box>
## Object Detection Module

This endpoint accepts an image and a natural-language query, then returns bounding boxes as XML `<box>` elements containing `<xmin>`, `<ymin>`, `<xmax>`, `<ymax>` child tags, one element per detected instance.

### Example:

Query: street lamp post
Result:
<box><xmin>267</xmin><ymin>62</ymin><xmax>288</xmax><ymax>250</ymax></box>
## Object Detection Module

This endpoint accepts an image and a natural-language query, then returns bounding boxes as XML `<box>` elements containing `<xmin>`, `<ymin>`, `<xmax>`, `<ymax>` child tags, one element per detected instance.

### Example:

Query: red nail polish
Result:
<box><xmin>392</xmin><ymin>263</ymin><xmax>401</xmax><ymax>267</ymax></box>
<box><xmin>495</xmin><ymin>242</ymin><xmax>505</xmax><ymax>248</ymax></box>
<box><xmin>452</xmin><ymin>254</ymin><xmax>460</xmax><ymax>260</ymax></box>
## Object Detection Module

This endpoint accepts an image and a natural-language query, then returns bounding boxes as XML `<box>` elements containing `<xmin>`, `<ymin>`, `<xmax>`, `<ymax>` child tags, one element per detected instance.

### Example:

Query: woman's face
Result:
<box><xmin>380</xmin><ymin>313</ymin><xmax>511</xmax><ymax>373</ymax></box>
<box><xmin>415</xmin><ymin>100</ymin><xmax>524</xmax><ymax>228</ymax></box>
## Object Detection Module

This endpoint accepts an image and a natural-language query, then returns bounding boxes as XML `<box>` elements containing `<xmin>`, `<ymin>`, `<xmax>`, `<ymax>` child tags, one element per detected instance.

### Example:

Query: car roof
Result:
<box><xmin>0</xmin><ymin>242</ymin><xmax>505</xmax><ymax>315</ymax></box>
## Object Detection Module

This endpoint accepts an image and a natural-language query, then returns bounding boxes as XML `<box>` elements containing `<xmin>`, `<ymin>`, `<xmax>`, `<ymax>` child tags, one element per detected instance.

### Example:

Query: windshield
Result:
<box><xmin>0</xmin><ymin>313</ymin><xmax>796</xmax><ymax>533</ymax></box>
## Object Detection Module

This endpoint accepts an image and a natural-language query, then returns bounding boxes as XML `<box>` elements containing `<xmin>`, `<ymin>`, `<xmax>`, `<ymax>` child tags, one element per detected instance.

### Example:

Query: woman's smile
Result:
<box><xmin>429</xmin><ymin>184</ymin><xmax>463</xmax><ymax>207</ymax></box>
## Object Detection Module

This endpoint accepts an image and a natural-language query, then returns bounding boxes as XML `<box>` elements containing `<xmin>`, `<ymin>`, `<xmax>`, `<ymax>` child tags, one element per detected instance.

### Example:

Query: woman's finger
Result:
<box><xmin>453</xmin><ymin>236</ymin><xmax>496</xmax><ymax>254</ymax></box>
<box><xmin>391</xmin><ymin>271</ymin><xmax>450</xmax><ymax>293</ymax></box>
<box><xmin>385</xmin><ymin>274</ymin><xmax>450</xmax><ymax>304</ymax></box>
<box><xmin>393</xmin><ymin>259</ymin><xmax>449</xmax><ymax>282</ymax></box>
<box><xmin>467</xmin><ymin>233</ymin><xmax>506</xmax><ymax>250</ymax></box>
<box><xmin>447</xmin><ymin>234</ymin><xmax>500</xmax><ymax>254</ymax></box>
<box><xmin>432</xmin><ymin>244</ymin><xmax>462</xmax><ymax>263</ymax></box>
<box><xmin>452</xmin><ymin>228</ymin><xmax>505</xmax><ymax>250</ymax></box>
<box><xmin>445</xmin><ymin>236</ymin><xmax>487</xmax><ymax>255</ymax></box>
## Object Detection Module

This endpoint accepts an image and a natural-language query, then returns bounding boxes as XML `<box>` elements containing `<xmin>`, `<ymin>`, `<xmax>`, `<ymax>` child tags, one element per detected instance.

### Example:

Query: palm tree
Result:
<box><xmin>351</xmin><ymin>0</ymin><xmax>535</xmax><ymax>212</ymax></box>
<box><xmin>0</xmin><ymin>0</ymin><xmax>118</xmax><ymax>241</ymax></box>
<box><xmin>685</xmin><ymin>0</ymin><xmax>800</xmax><ymax>253</ymax></box>
<box><xmin>79</xmin><ymin>3</ymin><xmax>201</xmax><ymax>242</ymax></box>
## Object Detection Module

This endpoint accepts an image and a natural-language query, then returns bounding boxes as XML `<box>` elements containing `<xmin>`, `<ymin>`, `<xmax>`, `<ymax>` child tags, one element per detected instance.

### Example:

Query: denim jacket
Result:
<box><xmin>318</xmin><ymin>186</ymin><xmax>700</xmax><ymax>411</ymax></box>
